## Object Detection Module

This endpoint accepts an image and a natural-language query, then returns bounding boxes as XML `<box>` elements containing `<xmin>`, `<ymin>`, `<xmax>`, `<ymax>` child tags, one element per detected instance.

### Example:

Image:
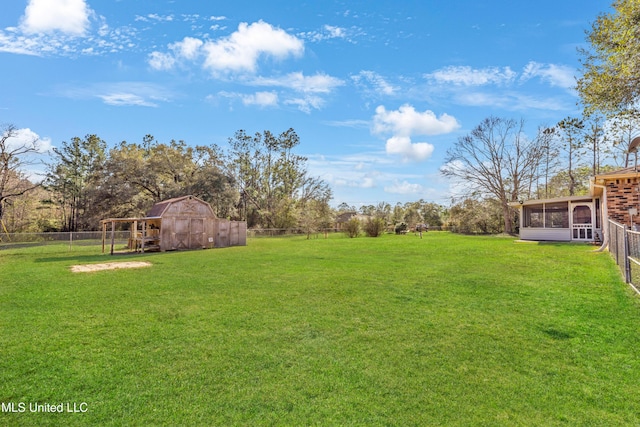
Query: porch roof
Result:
<box><xmin>508</xmin><ymin>195</ymin><xmax>596</xmax><ymax>208</ymax></box>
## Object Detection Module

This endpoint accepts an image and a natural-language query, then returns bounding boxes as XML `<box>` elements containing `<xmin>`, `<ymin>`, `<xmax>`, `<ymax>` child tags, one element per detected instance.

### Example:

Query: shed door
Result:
<box><xmin>174</xmin><ymin>218</ymin><xmax>190</xmax><ymax>249</ymax></box>
<box><xmin>190</xmin><ymin>218</ymin><xmax>204</xmax><ymax>248</ymax></box>
<box><xmin>571</xmin><ymin>204</ymin><xmax>594</xmax><ymax>241</ymax></box>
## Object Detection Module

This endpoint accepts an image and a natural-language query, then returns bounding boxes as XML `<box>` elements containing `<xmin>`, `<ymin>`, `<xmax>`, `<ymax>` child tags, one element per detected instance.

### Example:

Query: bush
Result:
<box><xmin>344</xmin><ymin>218</ymin><xmax>361</xmax><ymax>238</ymax></box>
<box><xmin>395</xmin><ymin>222</ymin><xmax>408</xmax><ymax>234</ymax></box>
<box><xmin>365</xmin><ymin>217</ymin><xmax>386</xmax><ymax>237</ymax></box>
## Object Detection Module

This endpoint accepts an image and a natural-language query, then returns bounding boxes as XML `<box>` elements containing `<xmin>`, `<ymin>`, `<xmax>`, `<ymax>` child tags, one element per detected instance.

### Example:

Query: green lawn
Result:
<box><xmin>1</xmin><ymin>232</ymin><xmax>639</xmax><ymax>426</ymax></box>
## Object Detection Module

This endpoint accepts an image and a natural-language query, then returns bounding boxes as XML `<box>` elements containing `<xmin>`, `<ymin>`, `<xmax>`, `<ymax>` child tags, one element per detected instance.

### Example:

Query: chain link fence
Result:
<box><xmin>0</xmin><ymin>231</ymin><xmax>129</xmax><ymax>250</ymax></box>
<box><xmin>626</xmin><ymin>229</ymin><xmax>640</xmax><ymax>290</ymax></box>
<box><xmin>1</xmin><ymin>225</ymin><xmax>444</xmax><ymax>249</ymax></box>
<box><xmin>607</xmin><ymin>219</ymin><xmax>640</xmax><ymax>293</ymax></box>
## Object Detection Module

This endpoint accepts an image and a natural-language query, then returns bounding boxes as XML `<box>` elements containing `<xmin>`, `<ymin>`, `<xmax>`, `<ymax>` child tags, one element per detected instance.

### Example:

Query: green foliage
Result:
<box><xmin>447</xmin><ymin>198</ymin><xmax>505</xmax><ymax>234</ymax></box>
<box><xmin>1</xmin><ymin>235</ymin><xmax>639</xmax><ymax>425</ymax></box>
<box><xmin>364</xmin><ymin>217</ymin><xmax>386</xmax><ymax>237</ymax></box>
<box><xmin>226</xmin><ymin>128</ymin><xmax>331</xmax><ymax>229</ymax></box>
<box><xmin>344</xmin><ymin>217</ymin><xmax>360</xmax><ymax>238</ymax></box>
<box><xmin>41</xmin><ymin>128</ymin><xmax>330</xmax><ymax>231</ymax></box>
<box><xmin>607</xmin><ymin>108</ymin><xmax>640</xmax><ymax>167</ymax></box>
<box><xmin>394</xmin><ymin>222</ymin><xmax>408</xmax><ymax>234</ymax></box>
<box><xmin>46</xmin><ymin>134</ymin><xmax>107</xmax><ymax>231</ymax></box>
<box><xmin>578</xmin><ymin>0</ymin><xmax>640</xmax><ymax>114</ymax></box>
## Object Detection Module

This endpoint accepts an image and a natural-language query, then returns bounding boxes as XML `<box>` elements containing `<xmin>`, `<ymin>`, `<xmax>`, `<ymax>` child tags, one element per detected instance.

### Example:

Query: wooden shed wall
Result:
<box><xmin>214</xmin><ymin>219</ymin><xmax>247</xmax><ymax>248</ymax></box>
<box><xmin>154</xmin><ymin>197</ymin><xmax>216</xmax><ymax>251</ymax></box>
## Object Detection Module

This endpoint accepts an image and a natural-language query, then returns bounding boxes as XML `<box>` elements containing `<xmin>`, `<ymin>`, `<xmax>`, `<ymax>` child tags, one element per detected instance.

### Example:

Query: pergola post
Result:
<box><xmin>101</xmin><ymin>221</ymin><xmax>106</xmax><ymax>254</ymax></box>
<box><xmin>110</xmin><ymin>220</ymin><xmax>115</xmax><ymax>255</ymax></box>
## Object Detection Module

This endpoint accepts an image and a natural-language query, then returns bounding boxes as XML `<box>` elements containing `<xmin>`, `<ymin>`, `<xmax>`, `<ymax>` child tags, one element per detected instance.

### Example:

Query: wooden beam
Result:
<box><xmin>101</xmin><ymin>222</ymin><xmax>106</xmax><ymax>253</ymax></box>
<box><xmin>110</xmin><ymin>221</ymin><xmax>115</xmax><ymax>255</ymax></box>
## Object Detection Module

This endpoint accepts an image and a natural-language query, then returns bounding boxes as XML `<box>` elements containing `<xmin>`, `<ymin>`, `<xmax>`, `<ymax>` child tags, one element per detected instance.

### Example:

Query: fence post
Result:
<box><xmin>624</xmin><ymin>225</ymin><xmax>632</xmax><ymax>284</ymax></box>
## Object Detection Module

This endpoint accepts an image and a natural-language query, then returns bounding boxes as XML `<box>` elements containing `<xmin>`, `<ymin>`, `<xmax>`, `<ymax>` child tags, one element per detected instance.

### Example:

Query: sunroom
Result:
<box><xmin>510</xmin><ymin>196</ymin><xmax>602</xmax><ymax>242</ymax></box>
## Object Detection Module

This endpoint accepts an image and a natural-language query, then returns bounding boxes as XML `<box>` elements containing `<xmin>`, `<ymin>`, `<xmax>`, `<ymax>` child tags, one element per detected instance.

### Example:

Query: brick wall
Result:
<box><xmin>606</xmin><ymin>177</ymin><xmax>640</xmax><ymax>225</ymax></box>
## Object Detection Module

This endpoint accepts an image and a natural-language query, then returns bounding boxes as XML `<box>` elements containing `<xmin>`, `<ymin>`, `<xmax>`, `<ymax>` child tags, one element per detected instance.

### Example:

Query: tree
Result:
<box><xmin>46</xmin><ymin>134</ymin><xmax>106</xmax><ymax>231</ymax></box>
<box><xmin>225</xmin><ymin>128</ymin><xmax>331</xmax><ymax>228</ymax></box>
<box><xmin>364</xmin><ymin>217</ymin><xmax>386</xmax><ymax>237</ymax></box>
<box><xmin>441</xmin><ymin>117</ymin><xmax>545</xmax><ymax>234</ymax></box>
<box><xmin>583</xmin><ymin>114</ymin><xmax>607</xmax><ymax>175</ymax></box>
<box><xmin>607</xmin><ymin>108</ymin><xmax>640</xmax><ymax>167</ymax></box>
<box><xmin>555</xmin><ymin>117</ymin><xmax>585</xmax><ymax>196</ymax></box>
<box><xmin>182</xmin><ymin>145</ymin><xmax>238</xmax><ymax>218</ymax></box>
<box><xmin>421</xmin><ymin>201</ymin><xmax>445</xmax><ymax>227</ymax></box>
<box><xmin>0</xmin><ymin>124</ymin><xmax>43</xmax><ymax>226</ymax></box>
<box><xmin>98</xmin><ymin>137</ymin><xmax>237</xmax><ymax>221</ymax></box>
<box><xmin>299</xmin><ymin>198</ymin><xmax>333</xmax><ymax>239</ymax></box>
<box><xmin>344</xmin><ymin>217</ymin><xmax>360</xmax><ymax>238</ymax></box>
<box><xmin>336</xmin><ymin>202</ymin><xmax>355</xmax><ymax>212</ymax></box>
<box><xmin>545</xmin><ymin>166</ymin><xmax>592</xmax><ymax>198</ymax></box>
<box><xmin>577</xmin><ymin>0</ymin><xmax>640</xmax><ymax>115</ymax></box>
<box><xmin>535</xmin><ymin>126</ymin><xmax>561</xmax><ymax>199</ymax></box>
<box><xmin>403</xmin><ymin>201</ymin><xmax>423</xmax><ymax>229</ymax></box>
<box><xmin>447</xmin><ymin>198</ymin><xmax>503</xmax><ymax>234</ymax></box>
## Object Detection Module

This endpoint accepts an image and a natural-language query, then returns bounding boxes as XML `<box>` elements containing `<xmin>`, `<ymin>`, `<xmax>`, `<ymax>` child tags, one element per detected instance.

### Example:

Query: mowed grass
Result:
<box><xmin>1</xmin><ymin>232</ymin><xmax>640</xmax><ymax>426</ymax></box>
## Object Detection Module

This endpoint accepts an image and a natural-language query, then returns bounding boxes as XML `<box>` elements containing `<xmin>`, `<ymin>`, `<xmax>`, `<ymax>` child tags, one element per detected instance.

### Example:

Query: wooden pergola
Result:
<box><xmin>100</xmin><ymin>216</ymin><xmax>161</xmax><ymax>255</ymax></box>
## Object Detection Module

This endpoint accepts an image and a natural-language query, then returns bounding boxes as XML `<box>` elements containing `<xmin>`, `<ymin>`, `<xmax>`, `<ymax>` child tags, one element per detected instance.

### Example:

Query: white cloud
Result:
<box><xmin>55</xmin><ymin>82</ymin><xmax>172</xmax><ymax>107</ymax></box>
<box><xmin>284</xmin><ymin>95</ymin><xmax>325</xmax><ymax>114</ymax></box>
<box><xmin>373</xmin><ymin>104</ymin><xmax>460</xmax><ymax>136</ymax></box>
<box><xmin>520</xmin><ymin>61</ymin><xmax>576</xmax><ymax>89</ymax></box>
<box><xmin>246</xmin><ymin>72</ymin><xmax>343</xmax><ymax>113</ymax></box>
<box><xmin>202</xmin><ymin>20</ymin><xmax>304</xmax><ymax>74</ymax></box>
<box><xmin>302</xmin><ymin>24</ymin><xmax>349</xmax><ymax>42</ymax></box>
<box><xmin>352</xmin><ymin>71</ymin><xmax>397</xmax><ymax>96</ymax></box>
<box><xmin>171</xmin><ymin>37</ymin><xmax>203</xmax><ymax>60</ymax></box>
<box><xmin>5</xmin><ymin>127</ymin><xmax>52</xmax><ymax>153</ymax></box>
<box><xmin>0</xmin><ymin>32</ymin><xmax>39</xmax><ymax>55</ymax></box>
<box><xmin>20</xmin><ymin>0</ymin><xmax>91</xmax><ymax>36</ymax></box>
<box><xmin>372</xmin><ymin>104</ymin><xmax>459</xmax><ymax>162</ymax></box>
<box><xmin>148</xmin><ymin>21</ymin><xmax>305</xmax><ymax>76</ymax></box>
<box><xmin>148</xmin><ymin>37</ymin><xmax>204</xmax><ymax>70</ymax></box>
<box><xmin>385</xmin><ymin>136</ymin><xmax>434</xmax><ymax>162</ymax></box>
<box><xmin>426</xmin><ymin>65</ymin><xmax>517</xmax><ymax>86</ymax></box>
<box><xmin>250</xmin><ymin>72</ymin><xmax>344</xmax><ymax>93</ymax></box>
<box><xmin>148</xmin><ymin>51</ymin><xmax>176</xmax><ymax>71</ymax></box>
<box><xmin>454</xmin><ymin>90</ymin><xmax>571</xmax><ymax>111</ymax></box>
<box><xmin>243</xmin><ymin>91</ymin><xmax>278</xmax><ymax>107</ymax></box>
<box><xmin>384</xmin><ymin>180</ymin><xmax>424</xmax><ymax>195</ymax></box>
<box><xmin>324</xmin><ymin>25</ymin><xmax>346</xmax><ymax>39</ymax></box>
<box><xmin>99</xmin><ymin>93</ymin><xmax>158</xmax><ymax>107</ymax></box>
<box><xmin>426</xmin><ymin>63</ymin><xmax>576</xmax><ymax>92</ymax></box>
<box><xmin>1</xmin><ymin>4</ymin><xmax>136</xmax><ymax>57</ymax></box>
<box><xmin>218</xmin><ymin>91</ymin><xmax>279</xmax><ymax>107</ymax></box>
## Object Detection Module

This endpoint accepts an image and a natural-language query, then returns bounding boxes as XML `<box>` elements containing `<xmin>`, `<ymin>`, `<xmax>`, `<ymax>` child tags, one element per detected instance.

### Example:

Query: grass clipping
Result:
<box><xmin>71</xmin><ymin>261</ymin><xmax>152</xmax><ymax>273</ymax></box>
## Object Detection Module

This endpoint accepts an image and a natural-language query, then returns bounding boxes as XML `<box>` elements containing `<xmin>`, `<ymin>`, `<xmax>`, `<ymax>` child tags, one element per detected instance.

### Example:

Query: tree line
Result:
<box><xmin>0</xmin><ymin>127</ymin><xmax>334</xmax><ymax>233</ymax></box>
<box><xmin>0</xmin><ymin>118</ymin><xmax>617</xmax><ymax>235</ymax></box>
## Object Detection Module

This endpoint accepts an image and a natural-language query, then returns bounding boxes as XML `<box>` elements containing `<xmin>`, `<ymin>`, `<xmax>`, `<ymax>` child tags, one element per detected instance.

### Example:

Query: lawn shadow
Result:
<box><xmin>541</xmin><ymin>328</ymin><xmax>573</xmax><ymax>340</ymax></box>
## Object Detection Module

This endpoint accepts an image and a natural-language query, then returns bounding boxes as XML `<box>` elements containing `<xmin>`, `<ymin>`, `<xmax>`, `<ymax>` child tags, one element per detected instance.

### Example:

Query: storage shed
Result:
<box><xmin>101</xmin><ymin>195</ymin><xmax>246</xmax><ymax>254</ymax></box>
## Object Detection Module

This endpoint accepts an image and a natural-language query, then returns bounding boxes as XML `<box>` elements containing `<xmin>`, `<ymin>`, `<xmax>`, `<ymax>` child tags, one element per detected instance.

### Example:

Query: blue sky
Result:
<box><xmin>0</xmin><ymin>0</ymin><xmax>611</xmax><ymax>207</ymax></box>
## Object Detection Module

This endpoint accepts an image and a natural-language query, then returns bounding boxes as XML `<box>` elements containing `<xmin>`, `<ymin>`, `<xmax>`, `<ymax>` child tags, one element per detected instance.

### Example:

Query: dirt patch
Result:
<box><xmin>71</xmin><ymin>261</ymin><xmax>152</xmax><ymax>273</ymax></box>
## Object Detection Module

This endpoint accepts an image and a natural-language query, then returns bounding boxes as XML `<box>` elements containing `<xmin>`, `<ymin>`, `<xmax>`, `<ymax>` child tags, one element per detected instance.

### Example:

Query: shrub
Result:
<box><xmin>344</xmin><ymin>218</ymin><xmax>361</xmax><ymax>238</ymax></box>
<box><xmin>395</xmin><ymin>222</ymin><xmax>408</xmax><ymax>235</ymax></box>
<box><xmin>365</xmin><ymin>217</ymin><xmax>386</xmax><ymax>237</ymax></box>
